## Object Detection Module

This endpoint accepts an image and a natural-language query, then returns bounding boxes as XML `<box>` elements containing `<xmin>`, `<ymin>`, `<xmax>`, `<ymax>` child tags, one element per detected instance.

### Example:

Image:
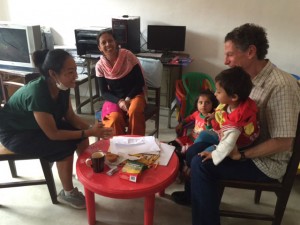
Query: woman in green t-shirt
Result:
<box><xmin>0</xmin><ymin>49</ymin><xmax>113</xmax><ymax>209</ymax></box>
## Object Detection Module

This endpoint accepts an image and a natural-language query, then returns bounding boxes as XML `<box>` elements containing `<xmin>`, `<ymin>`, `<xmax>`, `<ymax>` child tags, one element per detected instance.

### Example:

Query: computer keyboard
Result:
<box><xmin>160</xmin><ymin>54</ymin><xmax>174</xmax><ymax>64</ymax></box>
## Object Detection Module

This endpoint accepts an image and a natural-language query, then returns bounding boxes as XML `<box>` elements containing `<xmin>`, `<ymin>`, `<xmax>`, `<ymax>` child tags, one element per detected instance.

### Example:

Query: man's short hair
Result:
<box><xmin>225</xmin><ymin>23</ymin><xmax>269</xmax><ymax>60</ymax></box>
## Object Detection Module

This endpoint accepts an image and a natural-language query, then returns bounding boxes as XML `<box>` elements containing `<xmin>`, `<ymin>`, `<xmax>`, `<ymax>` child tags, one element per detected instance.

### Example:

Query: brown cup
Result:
<box><xmin>85</xmin><ymin>151</ymin><xmax>105</xmax><ymax>173</ymax></box>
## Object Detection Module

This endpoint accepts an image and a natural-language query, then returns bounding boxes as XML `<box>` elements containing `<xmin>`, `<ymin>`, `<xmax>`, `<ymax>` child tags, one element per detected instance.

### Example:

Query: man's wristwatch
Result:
<box><xmin>125</xmin><ymin>97</ymin><xmax>131</xmax><ymax>102</ymax></box>
<box><xmin>239</xmin><ymin>151</ymin><xmax>247</xmax><ymax>161</ymax></box>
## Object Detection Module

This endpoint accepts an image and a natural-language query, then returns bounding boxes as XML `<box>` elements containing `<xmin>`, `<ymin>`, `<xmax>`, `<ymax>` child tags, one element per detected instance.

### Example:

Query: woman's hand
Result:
<box><xmin>199</xmin><ymin>151</ymin><xmax>212</xmax><ymax>162</ymax></box>
<box><xmin>90</xmin><ymin>123</ymin><xmax>113</xmax><ymax>139</ymax></box>
<box><xmin>100</xmin><ymin>127</ymin><xmax>114</xmax><ymax>139</ymax></box>
<box><xmin>118</xmin><ymin>99</ymin><xmax>128</xmax><ymax>112</ymax></box>
<box><xmin>125</xmin><ymin>98</ymin><xmax>131</xmax><ymax>110</ymax></box>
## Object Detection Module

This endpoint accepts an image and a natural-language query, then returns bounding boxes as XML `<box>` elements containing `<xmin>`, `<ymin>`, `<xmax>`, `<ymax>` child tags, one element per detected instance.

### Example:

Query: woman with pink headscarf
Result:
<box><xmin>95</xmin><ymin>30</ymin><xmax>146</xmax><ymax>135</ymax></box>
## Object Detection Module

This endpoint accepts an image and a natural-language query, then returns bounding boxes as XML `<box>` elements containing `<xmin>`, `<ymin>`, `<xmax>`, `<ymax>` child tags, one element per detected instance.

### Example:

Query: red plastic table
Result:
<box><xmin>76</xmin><ymin>138</ymin><xmax>179</xmax><ymax>225</ymax></box>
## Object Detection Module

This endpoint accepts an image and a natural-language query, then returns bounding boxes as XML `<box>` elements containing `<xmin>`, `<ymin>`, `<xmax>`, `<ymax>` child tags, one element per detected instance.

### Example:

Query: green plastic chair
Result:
<box><xmin>179</xmin><ymin>72</ymin><xmax>216</xmax><ymax>120</ymax></box>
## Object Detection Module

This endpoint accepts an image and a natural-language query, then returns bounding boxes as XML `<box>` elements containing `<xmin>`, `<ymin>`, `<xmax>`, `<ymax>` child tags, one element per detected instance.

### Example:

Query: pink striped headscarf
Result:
<box><xmin>96</xmin><ymin>48</ymin><xmax>140</xmax><ymax>79</ymax></box>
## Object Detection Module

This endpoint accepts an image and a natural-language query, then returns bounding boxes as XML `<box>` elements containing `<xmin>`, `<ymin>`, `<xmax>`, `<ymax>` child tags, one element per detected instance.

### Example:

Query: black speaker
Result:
<box><xmin>112</xmin><ymin>16</ymin><xmax>140</xmax><ymax>53</ymax></box>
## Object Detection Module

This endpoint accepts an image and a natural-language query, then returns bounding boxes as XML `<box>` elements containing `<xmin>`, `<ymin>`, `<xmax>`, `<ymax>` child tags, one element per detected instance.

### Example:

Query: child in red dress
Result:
<box><xmin>173</xmin><ymin>89</ymin><xmax>218</xmax><ymax>153</ymax></box>
<box><xmin>168</xmin><ymin>89</ymin><xmax>218</xmax><ymax>179</ymax></box>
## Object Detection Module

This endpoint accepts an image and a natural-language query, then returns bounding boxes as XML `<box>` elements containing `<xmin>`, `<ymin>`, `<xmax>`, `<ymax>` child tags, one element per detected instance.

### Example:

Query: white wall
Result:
<box><xmin>1</xmin><ymin>0</ymin><xmax>300</xmax><ymax>77</ymax></box>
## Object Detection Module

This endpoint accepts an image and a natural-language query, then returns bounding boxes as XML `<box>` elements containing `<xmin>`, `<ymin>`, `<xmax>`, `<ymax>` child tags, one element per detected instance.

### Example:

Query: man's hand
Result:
<box><xmin>229</xmin><ymin>145</ymin><xmax>241</xmax><ymax>160</ymax></box>
<box><xmin>199</xmin><ymin>151</ymin><xmax>212</xmax><ymax>162</ymax></box>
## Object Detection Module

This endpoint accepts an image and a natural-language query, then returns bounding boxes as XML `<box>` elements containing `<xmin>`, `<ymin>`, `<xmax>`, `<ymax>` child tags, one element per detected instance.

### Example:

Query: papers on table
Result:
<box><xmin>113</xmin><ymin>136</ymin><xmax>146</xmax><ymax>145</ymax></box>
<box><xmin>110</xmin><ymin>136</ymin><xmax>159</xmax><ymax>154</ymax></box>
<box><xmin>158</xmin><ymin>142</ymin><xmax>175</xmax><ymax>166</ymax></box>
<box><xmin>108</xmin><ymin>136</ymin><xmax>175</xmax><ymax>166</ymax></box>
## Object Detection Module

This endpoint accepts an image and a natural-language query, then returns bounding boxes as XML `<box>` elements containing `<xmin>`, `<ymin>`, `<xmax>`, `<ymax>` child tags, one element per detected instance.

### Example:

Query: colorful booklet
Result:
<box><xmin>119</xmin><ymin>160</ymin><xmax>145</xmax><ymax>183</ymax></box>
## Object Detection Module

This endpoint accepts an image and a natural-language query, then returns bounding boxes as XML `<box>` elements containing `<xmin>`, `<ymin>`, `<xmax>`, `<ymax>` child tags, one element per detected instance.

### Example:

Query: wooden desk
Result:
<box><xmin>76</xmin><ymin>138</ymin><xmax>179</xmax><ymax>225</ymax></box>
<box><xmin>0</xmin><ymin>68</ymin><xmax>40</xmax><ymax>103</ymax></box>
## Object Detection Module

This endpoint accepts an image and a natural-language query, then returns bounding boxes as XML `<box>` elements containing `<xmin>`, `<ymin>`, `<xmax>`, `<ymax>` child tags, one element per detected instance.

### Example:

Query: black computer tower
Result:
<box><xmin>112</xmin><ymin>16</ymin><xmax>140</xmax><ymax>53</ymax></box>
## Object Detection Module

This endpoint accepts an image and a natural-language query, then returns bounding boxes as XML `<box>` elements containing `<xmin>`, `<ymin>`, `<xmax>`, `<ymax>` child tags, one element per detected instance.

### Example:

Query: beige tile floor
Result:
<box><xmin>1</xmin><ymin>96</ymin><xmax>300</xmax><ymax>225</ymax></box>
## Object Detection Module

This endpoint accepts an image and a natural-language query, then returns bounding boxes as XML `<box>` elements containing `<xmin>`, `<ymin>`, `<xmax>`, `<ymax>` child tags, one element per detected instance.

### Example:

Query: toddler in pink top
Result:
<box><xmin>168</xmin><ymin>89</ymin><xmax>218</xmax><ymax>179</ymax></box>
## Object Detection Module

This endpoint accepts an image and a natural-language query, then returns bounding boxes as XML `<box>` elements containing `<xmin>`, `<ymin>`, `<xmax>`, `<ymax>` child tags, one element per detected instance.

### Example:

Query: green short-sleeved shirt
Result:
<box><xmin>0</xmin><ymin>76</ymin><xmax>70</xmax><ymax>131</ymax></box>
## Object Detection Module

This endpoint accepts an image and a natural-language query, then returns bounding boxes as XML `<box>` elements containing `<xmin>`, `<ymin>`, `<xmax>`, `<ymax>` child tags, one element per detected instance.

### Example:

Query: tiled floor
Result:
<box><xmin>1</xmin><ymin>96</ymin><xmax>300</xmax><ymax>225</ymax></box>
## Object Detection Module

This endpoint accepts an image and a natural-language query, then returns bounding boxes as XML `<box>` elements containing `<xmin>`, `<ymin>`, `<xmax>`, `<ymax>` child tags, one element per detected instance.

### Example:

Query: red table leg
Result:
<box><xmin>84</xmin><ymin>187</ymin><xmax>96</xmax><ymax>225</ymax></box>
<box><xmin>158</xmin><ymin>189</ymin><xmax>165</xmax><ymax>197</ymax></box>
<box><xmin>144</xmin><ymin>194</ymin><xmax>155</xmax><ymax>225</ymax></box>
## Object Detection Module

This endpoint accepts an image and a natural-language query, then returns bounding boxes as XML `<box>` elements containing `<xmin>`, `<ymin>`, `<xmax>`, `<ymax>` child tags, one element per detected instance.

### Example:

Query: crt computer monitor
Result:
<box><xmin>147</xmin><ymin>25</ymin><xmax>186</xmax><ymax>53</ymax></box>
<box><xmin>0</xmin><ymin>22</ymin><xmax>42</xmax><ymax>72</ymax></box>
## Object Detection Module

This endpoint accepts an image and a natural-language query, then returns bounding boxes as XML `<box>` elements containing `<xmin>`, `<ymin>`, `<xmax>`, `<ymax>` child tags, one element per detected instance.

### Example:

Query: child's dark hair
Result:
<box><xmin>215</xmin><ymin>67</ymin><xmax>253</xmax><ymax>102</ymax></box>
<box><xmin>194</xmin><ymin>89</ymin><xmax>218</xmax><ymax>112</ymax></box>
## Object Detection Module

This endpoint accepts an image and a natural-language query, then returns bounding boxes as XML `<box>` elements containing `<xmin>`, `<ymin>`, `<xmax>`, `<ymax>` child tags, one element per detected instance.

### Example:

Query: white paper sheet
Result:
<box><xmin>108</xmin><ymin>136</ymin><xmax>175</xmax><ymax>166</ymax></box>
<box><xmin>112</xmin><ymin>136</ymin><xmax>145</xmax><ymax>145</ymax></box>
<box><xmin>109</xmin><ymin>136</ymin><xmax>160</xmax><ymax>155</ymax></box>
<box><xmin>157</xmin><ymin>142</ymin><xmax>175</xmax><ymax>166</ymax></box>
